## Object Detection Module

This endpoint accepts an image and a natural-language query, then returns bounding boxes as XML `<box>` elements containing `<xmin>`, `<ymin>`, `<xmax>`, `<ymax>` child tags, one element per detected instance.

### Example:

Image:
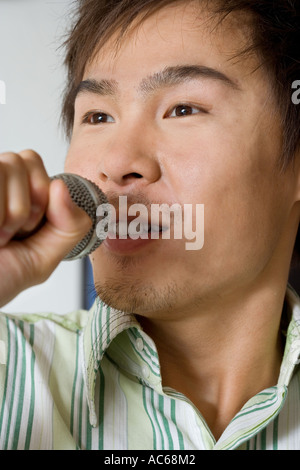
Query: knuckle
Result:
<box><xmin>19</xmin><ymin>149</ymin><xmax>43</xmax><ymax>164</ymax></box>
<box><xmin>20</xmin><ymin>150</ymin><xmax>49</xmax><ymax>189</ymax></box>
<box><xmin>0</xmin><ymin>151</ymin><xmax>17</xmax><ymax>159</ymax></box>
<box><xmin>0</xmin><ymin>152</ymin><xmax>25</xmax><ymax>172</ymax></box>
<box><xmin>0</xmin><ymin>150</ymin><xmax>43</xmax><ymax>171</ymax></box>
<box><xmin>0</xmin><ymin>151</ymin><xmax>20</xmax><ymax>163</ymax></box>
<box><xmin>7</xmin><ymin>201</ymin><xmax>30</xmax><ymax>227</ymax></box>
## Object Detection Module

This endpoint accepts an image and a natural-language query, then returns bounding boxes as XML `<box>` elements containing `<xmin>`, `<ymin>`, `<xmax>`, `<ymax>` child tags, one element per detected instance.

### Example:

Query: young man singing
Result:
<box><xmin>0</xmin><ymin>0</ymin><xmax>300</xmax><ymax>450</ymax></box>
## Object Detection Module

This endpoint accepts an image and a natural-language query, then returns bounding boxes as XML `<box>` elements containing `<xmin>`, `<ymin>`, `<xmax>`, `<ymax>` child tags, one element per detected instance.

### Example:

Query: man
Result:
<box><xmin>0</xmin><ymin>0</ymin><xmax>300</xmax><ymax>450</ymax></box>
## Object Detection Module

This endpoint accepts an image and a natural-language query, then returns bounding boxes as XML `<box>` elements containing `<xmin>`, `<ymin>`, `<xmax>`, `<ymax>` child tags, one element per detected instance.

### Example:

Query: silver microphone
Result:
<box><xmin>51</xmin><ymin>173</ymin><xmax>108</xmax><ymax>260</ymax></box>
<box><xmin>14</xmin><ymin>173</ymin><xmax>108</xmax><ymax>261</ymax></box>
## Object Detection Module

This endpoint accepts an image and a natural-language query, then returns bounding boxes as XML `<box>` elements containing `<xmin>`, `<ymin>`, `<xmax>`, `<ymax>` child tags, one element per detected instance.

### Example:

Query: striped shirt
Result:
<box><xmin>0</xmin><ymin>286</ymin><xmax>300</xmax><ymax>450</ymax></box>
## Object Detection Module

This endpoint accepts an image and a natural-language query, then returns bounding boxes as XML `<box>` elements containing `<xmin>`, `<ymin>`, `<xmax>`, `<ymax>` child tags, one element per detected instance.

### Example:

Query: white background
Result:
<box><xmin>0</xmin><ymin>0</ymin><xmax>84</xmax><ymax>314</ymax></box>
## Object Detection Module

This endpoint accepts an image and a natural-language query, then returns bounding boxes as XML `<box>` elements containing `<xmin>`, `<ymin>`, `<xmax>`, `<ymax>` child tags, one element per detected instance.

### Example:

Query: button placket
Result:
<box><xmin>141</xmin><ymin>364</ymin><xmax>150</xmax><ymax>380</ymax></box>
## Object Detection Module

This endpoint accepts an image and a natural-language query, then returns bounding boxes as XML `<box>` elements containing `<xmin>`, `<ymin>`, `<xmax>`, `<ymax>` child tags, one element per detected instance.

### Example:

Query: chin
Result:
<box><xmin>94</xmin><ymin>277</ymin><xmax>180</xmax><ymax>316</ymax></box>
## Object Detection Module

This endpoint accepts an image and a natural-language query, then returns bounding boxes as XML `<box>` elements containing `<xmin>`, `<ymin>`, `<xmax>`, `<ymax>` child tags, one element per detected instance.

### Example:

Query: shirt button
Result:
<box><xmin>136</xmin><ymin>337</ymin><xmax>144</xmax><ymax>352</ymax></box>
<box><xmin>141</xmin><ymin>364</ymin><xmax>150</xmax><ymax>379</ymax></box>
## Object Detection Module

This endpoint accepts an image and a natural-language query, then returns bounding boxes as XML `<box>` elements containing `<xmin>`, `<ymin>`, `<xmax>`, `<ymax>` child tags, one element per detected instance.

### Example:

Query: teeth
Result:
<box><xmin>118</xmin><ymin>221</ymin><xmax>129</xmax><ymax>236</ymax></box>
<box><xmin>150</xmin><ymin>224</ymin><xmax>161</xmax><ymax>233</ymax></box>
<box><xmin>110</xmin><ymin>221</ymin><xmax>167</xmax><ymax>237</ymax></box>
<box><xmin>110</xmin><ymin>221</ymin><xmax>127</xmax><ymax>237</ymax></box>
<box><xmin>111</xmin><ymin>221</ymin><xmax>149</xmax><ymax>237</ymax></box>
<box><xmin>128</xmin><ymin>223</ymin><xmax>147</xmax><ymax>236</ymax></box>
<box><xmin>141</xmin><ymin>223</ymin><xmax>151</xmax><ymax>234</ymax></box>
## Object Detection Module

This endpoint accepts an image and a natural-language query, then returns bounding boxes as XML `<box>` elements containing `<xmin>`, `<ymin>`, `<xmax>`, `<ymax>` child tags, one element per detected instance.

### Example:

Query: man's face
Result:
<box><xmin>65</xmin><ymin>1</ymin><xmax>298</xmax><ymax>318</ymax></box>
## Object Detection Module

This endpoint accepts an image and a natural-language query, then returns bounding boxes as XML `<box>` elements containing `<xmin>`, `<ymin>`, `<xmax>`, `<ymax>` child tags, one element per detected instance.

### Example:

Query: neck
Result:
<box><xmin>137</xmin><ymin>279</ymin><xmax>287</xmax><ymax>440</ymax></box>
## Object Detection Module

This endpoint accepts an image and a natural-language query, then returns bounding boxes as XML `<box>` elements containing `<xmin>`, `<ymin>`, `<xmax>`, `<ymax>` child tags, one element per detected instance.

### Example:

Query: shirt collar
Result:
<box><xmin>82</xmin><ymin>286</ymin><xmax>300</xmax><ymax>429</ymax></box>
<box><xmin>277</xmin><ymin>286</ymin><xmax>300</xmax><ymax>387</ymax></box>
<box><xmin>81</xmin><ymin>297</ymin><xmax>140</xmax><ymax>427</ymax></box>
<box><xmin>216</xmin><ymin>286</ymin><xmax>300</xmax><ymax>449</ymax></box>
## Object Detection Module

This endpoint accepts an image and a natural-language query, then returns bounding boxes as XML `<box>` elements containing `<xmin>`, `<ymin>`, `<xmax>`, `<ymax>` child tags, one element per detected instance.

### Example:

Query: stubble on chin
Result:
<box><xmin>94</xmin><ymin>272</ymin><xmax>180</xmax><ymax>316</ymax></box>
<box><xmin>92</xmin><ymin>250</ymin><xmax>203</xmax><ymax>318</ymax></box>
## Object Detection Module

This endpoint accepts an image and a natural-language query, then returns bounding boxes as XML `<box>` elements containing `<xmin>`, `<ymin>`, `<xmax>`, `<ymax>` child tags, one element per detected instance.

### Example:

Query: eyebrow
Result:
<box><xmin>74</xmin><ymin>64</ymin><xmax>240</xmax><ymax>100</ymax></box>
<box><xmin>139</xmin><ymin>65</ymin><xmax>240</xmax><ymax>94</ymax></box>
<box><xmin>75</xmin><ymin>78</ymin><xmax>118</xmax><ymax>98</ymax></box>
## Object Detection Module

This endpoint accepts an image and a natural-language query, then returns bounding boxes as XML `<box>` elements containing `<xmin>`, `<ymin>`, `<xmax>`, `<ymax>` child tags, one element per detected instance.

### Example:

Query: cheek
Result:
<box><xmin>174</xmin><ymin>135</ymin><xmax>284</xmax><ymax>259</ymax></box>
<box><xmin>202</xmin><ymin>165</ymin><xmax>288</xmax><ymax>277</ymax></box>
<box><xmin>64</xmin><ymin>138</ymin><xmax>100</xmax><ymax>183</ymax></box>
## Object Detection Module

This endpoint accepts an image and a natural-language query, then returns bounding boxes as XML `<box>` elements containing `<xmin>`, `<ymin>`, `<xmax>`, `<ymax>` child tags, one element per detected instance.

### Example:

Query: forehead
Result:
<box><xmin>83</xmin><ymin>1</ymin><xmax>260</xmax><ymax>86</ymax></box>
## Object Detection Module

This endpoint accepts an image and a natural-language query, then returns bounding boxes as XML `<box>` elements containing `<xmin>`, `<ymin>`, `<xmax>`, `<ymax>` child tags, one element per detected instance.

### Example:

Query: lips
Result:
<box><xmin>103</xmin><ymin>213</ymin><xmax>170</xmax><ymax>255</ymax></box>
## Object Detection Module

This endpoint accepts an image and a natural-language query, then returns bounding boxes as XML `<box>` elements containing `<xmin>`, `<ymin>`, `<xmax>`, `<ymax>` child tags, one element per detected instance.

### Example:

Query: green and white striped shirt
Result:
<box><xmin>0</xmin><ymin>286</ymin><xmax>300</xmax><ymax>450</ymax></box>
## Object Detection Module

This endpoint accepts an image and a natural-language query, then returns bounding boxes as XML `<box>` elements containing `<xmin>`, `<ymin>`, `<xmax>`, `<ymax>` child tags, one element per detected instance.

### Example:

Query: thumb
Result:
<box><xmin>25</xmin><ymin>178</ymin><xmax>92</xmax><ymax>280</ymax></box>
<box><xmin>47</xmin><ymin>178</ymin><xmax>92</xmax><ymax>240</ymax></box>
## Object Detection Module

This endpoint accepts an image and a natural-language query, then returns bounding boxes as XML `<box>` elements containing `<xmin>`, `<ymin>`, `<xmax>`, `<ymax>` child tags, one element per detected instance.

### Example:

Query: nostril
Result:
<box><xmin>123</xmin><ymin>172</ymin><xmax>143</xmax><ymax>179</ymax></box>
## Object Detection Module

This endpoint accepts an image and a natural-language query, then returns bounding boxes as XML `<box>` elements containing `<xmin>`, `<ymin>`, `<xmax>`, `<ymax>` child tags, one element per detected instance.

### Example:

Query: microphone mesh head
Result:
<box><xmin>52</xmin><ymin>174</ymin><xmax>108</xmax><ymax>260</ymax></box>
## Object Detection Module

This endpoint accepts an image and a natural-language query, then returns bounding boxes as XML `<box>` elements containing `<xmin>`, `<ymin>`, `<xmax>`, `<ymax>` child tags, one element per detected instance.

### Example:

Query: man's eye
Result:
<box><xmin>82</xmin><ymin>112</ymin><xmax>115</xmax><ymax>124</ymax></box>
<box><xmin>166</xmin><ymin>104</ymin><xmax>207</xmax><ymax>118</ymax></box>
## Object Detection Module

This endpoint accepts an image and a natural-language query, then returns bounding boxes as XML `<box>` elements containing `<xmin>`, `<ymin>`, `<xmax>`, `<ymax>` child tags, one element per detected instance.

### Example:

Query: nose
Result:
<box><xmin>98</xmin><ymin>126</ymin><xmax>161</xmax><ymax>191</ymax></box>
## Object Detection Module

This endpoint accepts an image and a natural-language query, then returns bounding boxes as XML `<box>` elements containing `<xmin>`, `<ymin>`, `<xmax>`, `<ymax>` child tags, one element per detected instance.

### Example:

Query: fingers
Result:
<box><xmin>0</xmin><ymin>150</ymin><xmax>50</xmax><ymax>245</ymax></box>
<box><xmin>0</xmin><ymin>149</ymin><xmax>93</xmax><ymax>306</ymax></box>
<box><xmin>18</xmin><ymin>150</ymin><xmax>50</xmax><ymax>230</ymax></box>
<box><xmin>25</xmin><ymin>178</ymin><xmax>92</xmax><ymax>273</ymax></box>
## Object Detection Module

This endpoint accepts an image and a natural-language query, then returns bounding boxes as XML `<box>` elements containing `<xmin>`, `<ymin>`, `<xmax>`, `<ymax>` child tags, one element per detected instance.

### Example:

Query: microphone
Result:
<box><xmin>14</xmin><ymin>173</ymin><xmax>108</xmax><ymax>261</ymax></box>
<box><xmin>51</xmin><ymin>173</ymin><xmax>108</xmax><ymax>261</ymax></box>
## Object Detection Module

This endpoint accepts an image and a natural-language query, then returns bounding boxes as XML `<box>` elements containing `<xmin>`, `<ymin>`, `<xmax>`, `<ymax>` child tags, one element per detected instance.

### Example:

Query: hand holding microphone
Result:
<box><xmin>26</xmin><ymin>173</ymin><xmax>108</xmax><ymax>261</ymax></box>
<box><xmin>0</xmin><ymin>149</ymin><xmax>107</xmax><ymax>307</ymax></box>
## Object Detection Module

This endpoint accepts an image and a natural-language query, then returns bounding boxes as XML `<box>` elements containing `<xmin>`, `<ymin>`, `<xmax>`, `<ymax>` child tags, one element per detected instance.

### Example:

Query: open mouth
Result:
<box><xmin>99</xmin><ymin>196</ymin><xmax>182</xmax><ymax>254</ymax></box>
<box><xmin>102</xmin><ymin>216</ymin><xmax>170</xmax><ymax>255</ymax></box>
<box><xmin>108</xmin><ymin>219</ymin><xmax>169</xmax><ymax>239</ymax></box>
